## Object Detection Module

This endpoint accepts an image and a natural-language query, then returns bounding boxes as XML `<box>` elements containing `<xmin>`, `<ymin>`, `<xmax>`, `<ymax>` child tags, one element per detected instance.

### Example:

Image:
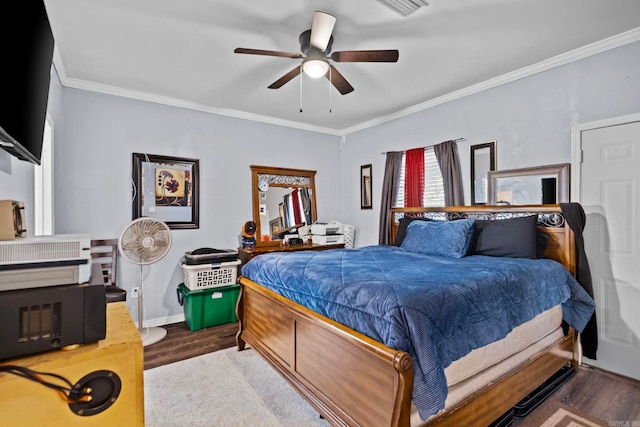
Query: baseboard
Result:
<box><xmin>128</xmin><ymin>312</ymin><xmax>185</xmax><ymax>329</ymax></box>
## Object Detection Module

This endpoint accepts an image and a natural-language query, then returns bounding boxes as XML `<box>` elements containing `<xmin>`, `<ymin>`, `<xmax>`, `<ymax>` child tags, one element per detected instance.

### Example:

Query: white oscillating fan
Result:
<box><xmin>119</xmin><ymin>217</ymin><xmax>172</xmax><ymax>346</ymax></box>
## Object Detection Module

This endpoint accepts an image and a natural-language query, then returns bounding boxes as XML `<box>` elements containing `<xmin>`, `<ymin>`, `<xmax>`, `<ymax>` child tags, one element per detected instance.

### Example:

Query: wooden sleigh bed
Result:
<box><xmin>236</xmin><ymin>205</ymin><xmax>581</xmax><ymax>427</ymax></box>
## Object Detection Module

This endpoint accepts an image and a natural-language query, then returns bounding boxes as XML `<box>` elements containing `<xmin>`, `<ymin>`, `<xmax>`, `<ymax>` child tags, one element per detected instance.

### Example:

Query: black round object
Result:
<box><xmin>243</xmin><ymin>221</ymin><xmax>257</xmax><ymax>237</ymax></box>
<box><xmin>68</xmin><ymin>370</ymin><xmax>122</xmax><ymax>416</ymax></box>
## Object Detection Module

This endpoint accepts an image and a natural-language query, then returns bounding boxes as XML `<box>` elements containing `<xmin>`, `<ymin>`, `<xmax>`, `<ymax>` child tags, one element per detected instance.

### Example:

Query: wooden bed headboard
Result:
<box><xmin>390</xmin><ymin>205</ymin><xmax>576</xmax><ymax>276</ymax></box>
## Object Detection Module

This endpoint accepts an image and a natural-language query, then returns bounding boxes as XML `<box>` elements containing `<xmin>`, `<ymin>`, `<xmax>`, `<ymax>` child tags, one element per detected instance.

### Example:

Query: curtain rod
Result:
<box><xmin>381</xmin><ymin>138</ymin><xmax>465</xmax><ymax>155</ymax></box>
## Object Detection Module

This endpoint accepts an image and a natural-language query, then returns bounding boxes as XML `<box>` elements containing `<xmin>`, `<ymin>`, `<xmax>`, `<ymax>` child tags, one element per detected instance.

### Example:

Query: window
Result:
<box><xmin>34</xmin><ymin>116</ymin><xmax>53</xmax><ymax>235</ymax></box>
<box><xmin>395</xmin><ymin>146</ymin><xmax>444</xmax><ymax>207</ymax></box>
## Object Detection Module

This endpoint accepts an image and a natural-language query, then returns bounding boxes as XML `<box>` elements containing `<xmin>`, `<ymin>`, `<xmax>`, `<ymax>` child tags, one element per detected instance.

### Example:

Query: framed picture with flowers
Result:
<box><xmin>132</xmin><ymin>153</ymin><xmax>199</xmax><ymax>229</ymax></box>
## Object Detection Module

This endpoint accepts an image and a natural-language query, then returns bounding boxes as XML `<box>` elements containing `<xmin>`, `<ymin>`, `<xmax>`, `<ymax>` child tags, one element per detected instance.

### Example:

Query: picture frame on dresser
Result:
<box><xmin>131</xmin><ymin>153</ymin><xmax>200</xmax><ymax>229</ymax></box>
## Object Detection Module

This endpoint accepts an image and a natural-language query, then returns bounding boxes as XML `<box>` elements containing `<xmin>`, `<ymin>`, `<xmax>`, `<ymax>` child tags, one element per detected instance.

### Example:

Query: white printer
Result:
<box><xmin>311</xmin><ymin>222</ymin><xmax>345</xmax><ymax>245</ymax></box>
<box><xmin>0</xmin><ymin>234</ymin><xmax>91</xmax><ymax>291</ymax></box>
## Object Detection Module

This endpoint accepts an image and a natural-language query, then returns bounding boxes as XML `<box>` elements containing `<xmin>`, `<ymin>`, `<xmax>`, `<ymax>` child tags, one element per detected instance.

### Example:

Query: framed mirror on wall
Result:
<box><xmin>250</xmin><ymin>165</ymin><xmax>317</xmax><ymax>247</ymax></box>
<box><xmin>470</xmin><ymin>141</ymin><xmax>496</xmax><ymax>205</ymax></box>
<box><xmin>132</xmin><ymin>153</ymin><xmax>199</xmax><ymax>229</ymax></box>
<box><xmin>488</xmin><ymin>163</ymin><xmax>570</xmax><ymax>205</ymax></box>
<box><xmin>361</xmin><ymin>164</ymin><xmax>372</xmax><ymax>209</ymax></box>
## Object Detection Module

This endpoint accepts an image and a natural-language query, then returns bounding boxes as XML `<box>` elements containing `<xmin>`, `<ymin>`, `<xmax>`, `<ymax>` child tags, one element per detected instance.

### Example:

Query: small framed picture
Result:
<box><xmin>360</xmin><ymin>164</ymin><xmax>372</xmax><ymax>209</ymax></box>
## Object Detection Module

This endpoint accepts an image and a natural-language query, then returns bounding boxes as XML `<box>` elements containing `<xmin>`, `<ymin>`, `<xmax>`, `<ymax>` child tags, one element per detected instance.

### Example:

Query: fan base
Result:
<box><xmin>140</xmin><ymin>326</ymin><xmax>167</xmax><ymax>347</ymax></box>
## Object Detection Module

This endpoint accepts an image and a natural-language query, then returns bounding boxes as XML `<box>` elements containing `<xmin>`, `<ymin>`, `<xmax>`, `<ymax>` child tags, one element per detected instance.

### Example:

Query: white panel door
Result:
<box><xmin>579</xmin><ymin>119</ymin><xmax>640</xmax><ymax>380</ymax></box>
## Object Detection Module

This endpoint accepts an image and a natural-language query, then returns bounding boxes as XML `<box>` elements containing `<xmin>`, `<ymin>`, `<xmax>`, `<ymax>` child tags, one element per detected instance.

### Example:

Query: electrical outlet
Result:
<box><xmin>131</xmin><ymin>287</ymin><xmax>139</xmax><ymax>298</ymax></box>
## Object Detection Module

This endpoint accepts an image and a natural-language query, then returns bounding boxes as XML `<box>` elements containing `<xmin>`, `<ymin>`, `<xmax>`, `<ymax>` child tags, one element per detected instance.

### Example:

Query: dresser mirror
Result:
<box><xmin>250</xmin><ymin>165</ymin><xmax>317</xmax><ymax>247</ymax></box>
<box><xmin>487</xmin><ymin>163</ymin><xmax>570</xmax><ymax>205</ymax></box>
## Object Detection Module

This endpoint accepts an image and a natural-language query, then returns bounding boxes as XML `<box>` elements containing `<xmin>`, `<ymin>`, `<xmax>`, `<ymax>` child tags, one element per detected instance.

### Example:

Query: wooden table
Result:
<box><xmin>0</xmin><ymin>302</ymin><xmax>144</xmax><ymax>426</ymax></box>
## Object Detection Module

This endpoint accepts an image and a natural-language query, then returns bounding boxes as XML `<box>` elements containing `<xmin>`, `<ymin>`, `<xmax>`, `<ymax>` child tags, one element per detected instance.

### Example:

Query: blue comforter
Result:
<box><xmin>241</xmin><ymin>245</ymin><xmax>596</xmax><ymax>420</ymax></box>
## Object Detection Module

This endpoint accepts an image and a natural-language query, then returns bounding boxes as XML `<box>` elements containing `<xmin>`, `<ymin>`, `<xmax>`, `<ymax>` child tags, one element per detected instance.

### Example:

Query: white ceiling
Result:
<box><xmin>44</xmin><ymin>0</ymin><xmax>640</xmax><ymax>135</ymax></box>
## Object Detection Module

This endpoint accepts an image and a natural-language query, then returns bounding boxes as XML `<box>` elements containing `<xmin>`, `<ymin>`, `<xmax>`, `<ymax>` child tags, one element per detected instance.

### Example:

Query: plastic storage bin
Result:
<box><xmin>180</xmin><ymin>259</ymin><xmax>241</xmax><ymax>291</ymax></box>
<box><xmin>177</xmin><ymin>283</ymin><xmax>240</xmax><ymax>331</ymax></box>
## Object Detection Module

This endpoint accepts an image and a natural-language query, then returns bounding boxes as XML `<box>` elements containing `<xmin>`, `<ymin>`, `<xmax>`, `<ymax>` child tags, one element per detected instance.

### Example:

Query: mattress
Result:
<box><xmin>412</xmin><ymin>305</ymin><xmax>567</xmax><ymax>426</ymax></box>
<box><xmin>445</xmin><ymin>305</ymin><xmax>563</xmax><ymax>386</ymax></box>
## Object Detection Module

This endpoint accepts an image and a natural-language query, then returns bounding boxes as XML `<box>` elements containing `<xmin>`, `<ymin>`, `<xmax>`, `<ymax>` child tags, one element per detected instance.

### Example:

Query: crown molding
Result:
<box><xmin>54</xmin><ymin>27</ymin><xmax>640</xmax><ymax>137</ymax></box>
<box><xmin>55</xmin><ymin>72</ymin><xmax>344</xmax><ymax>136</ymax></box>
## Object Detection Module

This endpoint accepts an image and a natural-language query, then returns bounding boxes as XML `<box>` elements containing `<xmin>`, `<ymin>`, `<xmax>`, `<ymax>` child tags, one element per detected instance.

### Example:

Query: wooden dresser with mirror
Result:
<box><xmin>238</xmin><ymin>165</ymin><xmax>344</xmax><ymax>266</ymax></box>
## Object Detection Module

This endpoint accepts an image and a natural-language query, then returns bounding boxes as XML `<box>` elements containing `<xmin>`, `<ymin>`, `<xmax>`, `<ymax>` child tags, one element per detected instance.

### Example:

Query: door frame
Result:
<box><xmin>570</xmin><ymin>112</ymin><xmax>640</xmax><ymax>199</ymax></box>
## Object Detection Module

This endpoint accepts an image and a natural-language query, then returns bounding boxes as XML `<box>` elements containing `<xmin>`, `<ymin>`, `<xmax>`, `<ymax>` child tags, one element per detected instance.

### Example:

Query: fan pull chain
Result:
<box><xmin>329</xmin><ymin>67</ymin><xmax>332</xmax><ymax>113</ymax></box>
<box><xmin>299</xmin><ymin>66</ymin><xmax>303</xmax><ymax>113</ymax></box>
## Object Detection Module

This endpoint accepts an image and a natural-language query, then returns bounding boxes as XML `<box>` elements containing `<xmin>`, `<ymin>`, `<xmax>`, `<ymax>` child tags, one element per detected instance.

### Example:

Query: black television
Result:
<box><xmin>0</xmin><ymin>1</ymin><xmax>55</xmax><ymax>165</ymax></box>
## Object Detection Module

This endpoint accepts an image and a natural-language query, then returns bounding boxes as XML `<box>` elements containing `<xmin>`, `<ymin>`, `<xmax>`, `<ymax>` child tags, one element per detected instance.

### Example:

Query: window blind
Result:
<box><xmin>395</xmin><ymin>147</ymin><xmax>444</xmax><ymax>207</ymax></box>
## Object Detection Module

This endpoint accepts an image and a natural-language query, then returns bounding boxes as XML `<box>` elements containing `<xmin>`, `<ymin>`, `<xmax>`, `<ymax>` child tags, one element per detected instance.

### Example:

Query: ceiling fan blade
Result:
<box><xmin>268</xmin><ymin>67</ymin><xmax>301</xmax><ymax>89</ymax></box>
<box><xmin>310</xmin><ymin>11</ymin><xmax>336</xmax><ymax>52</ymax></box>
<box><xmin>326</xmin><ymin>65</ymin><xmax>354</xmax><ymax>95</ymax></box>
<box><xmin>331</xmin><ymin>50</ymin><xmax>399</xmax><ymax>62</ymax></box>
<box><xmin>234</xmin><ymin>48</ymin><xmax>302</xmax><ymax>59</ymax></box>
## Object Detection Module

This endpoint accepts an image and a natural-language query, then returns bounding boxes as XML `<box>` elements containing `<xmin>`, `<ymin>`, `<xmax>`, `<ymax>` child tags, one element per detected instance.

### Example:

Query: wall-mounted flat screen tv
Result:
<box><xmin>0</xmin><ymin>1</ymin><xmax>54</xmax><ymax>165</ymax></box>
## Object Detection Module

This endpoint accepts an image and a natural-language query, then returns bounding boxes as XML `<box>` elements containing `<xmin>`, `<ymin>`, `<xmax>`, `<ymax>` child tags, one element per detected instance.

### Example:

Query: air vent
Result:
<box><xmin>19</xmin><ymin>303</ymin><xmax>62</xmax><ymax>342</ymax></box>
<box><xmin>0</xmin><ymin>234</ymin><xmax>90</xmax><ymax>265</ymax></box>
<box><xmin>372</xmin><ymin>0</ymin><xmax>429</xmax><ymax>17</ymax></box>
<box><xmin>1</xmin><ymin>241</ymin><xmax>81</xmax><ymax>264</ymax></box>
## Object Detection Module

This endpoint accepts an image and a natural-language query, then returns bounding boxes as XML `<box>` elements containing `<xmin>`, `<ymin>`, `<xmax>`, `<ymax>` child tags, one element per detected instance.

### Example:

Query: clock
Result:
<box><xmin>258</xmin><ymin>176</ymin><xmax>269</xmax><ymax>192</ymax></box>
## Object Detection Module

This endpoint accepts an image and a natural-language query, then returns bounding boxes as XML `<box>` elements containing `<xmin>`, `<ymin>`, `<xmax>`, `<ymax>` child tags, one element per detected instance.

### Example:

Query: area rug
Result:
<box><xmin>515</xmin><ymin>400</ymin><xmax>609</xmax><ymax>427</ymax></box>
<box><xmin>144</xmin><ymin>347</ymin><xmax>329</xmax><ymax>427</ymax></box>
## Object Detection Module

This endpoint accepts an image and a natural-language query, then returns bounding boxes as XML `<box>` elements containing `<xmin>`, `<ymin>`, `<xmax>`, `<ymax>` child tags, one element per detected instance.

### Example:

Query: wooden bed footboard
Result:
<box><xmin>425</xmin><ymin>332</ymin><xmax>575</xmax><ymax>427</ymax></box>
<box><xmin>236</xmin><ymin>276</ymin><xmax>414</xmax><ymax>427</ymax></box>
<box><xmin>236</xmin><ymin>205</ymin><xmax>579</xmax><ymax>427</ymax></box>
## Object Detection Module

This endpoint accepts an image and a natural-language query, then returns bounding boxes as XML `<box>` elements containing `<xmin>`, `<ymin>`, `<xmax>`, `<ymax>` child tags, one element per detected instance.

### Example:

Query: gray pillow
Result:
<box><xmin>472</xmin><ymin>215</ymin><xmax>538</xmax><ymax>259</ymax></box>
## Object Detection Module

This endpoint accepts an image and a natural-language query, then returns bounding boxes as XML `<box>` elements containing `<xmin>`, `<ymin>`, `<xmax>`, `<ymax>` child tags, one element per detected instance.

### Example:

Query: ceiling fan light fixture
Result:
<box><xmin>302</xmin><ymin>58</ymin><xmax>329</xmax><ymax>78</ymax></box>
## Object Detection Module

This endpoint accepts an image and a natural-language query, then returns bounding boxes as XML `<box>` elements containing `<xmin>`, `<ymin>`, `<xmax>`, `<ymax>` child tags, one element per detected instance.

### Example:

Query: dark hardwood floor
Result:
<box><xmin>145</xmin><ymin>321</ymin><xmax>640</xmax><ymax>425</ymax></box>
<box><xmin>511</xmin><ymin>364</ymin><xmax>640</xmax><ymax>425</ymax></box>
<box><xmin>143</xmin><ymin>321</ymin><xmax>238</xmax><ymax>370</ymax></box>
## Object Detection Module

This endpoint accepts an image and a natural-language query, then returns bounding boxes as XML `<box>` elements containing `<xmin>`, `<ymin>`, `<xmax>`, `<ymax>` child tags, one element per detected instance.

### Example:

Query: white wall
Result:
<box><xmin>0</xmin><ymin>155</ymin><xmax>34</xmax><ymax>229</ymax></box>
<box><xmin>53</xmin><ymin>87</ymin><xmax>342</xmax><ymax>324</ymax></box>
<box><xmin>4</xmin><ymin>40</ymin><xmax>639</xmax><ymax>326</ymax></box>
<box><xmin>340</xmin><ymin>41</ymin><xmax>640</xmax><ymax>247</ymax></box>
<box><xmin>0</xmin><ymin>67</ymin><xmax>64</xmax><ymax>235</ymax></box>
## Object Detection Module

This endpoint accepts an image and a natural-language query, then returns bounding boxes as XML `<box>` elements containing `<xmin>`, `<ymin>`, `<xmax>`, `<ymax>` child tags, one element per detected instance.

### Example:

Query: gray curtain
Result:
<box><xmin>433</xmin><ymin>140</ymin><xmax>464</xmax><ymax>206</ymax></box>
<box><xmin>378</xmin><ymin>151</ymin><xmax>403</xmax><ymax>245</ymax></box>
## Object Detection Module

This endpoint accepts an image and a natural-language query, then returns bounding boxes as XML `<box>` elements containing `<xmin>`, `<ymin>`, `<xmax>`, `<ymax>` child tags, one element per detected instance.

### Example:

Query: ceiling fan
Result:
<box><xmin>234</xmin><ymin>11</ymin><xmax>399</xmax><ymax>95</ymax></box>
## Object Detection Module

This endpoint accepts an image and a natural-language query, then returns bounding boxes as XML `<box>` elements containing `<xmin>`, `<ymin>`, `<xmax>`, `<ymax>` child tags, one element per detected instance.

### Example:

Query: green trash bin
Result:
<box><xmin>177</xmin><ymin>283</ymin><xmax>240</xmax><ymax>331</ymax></box>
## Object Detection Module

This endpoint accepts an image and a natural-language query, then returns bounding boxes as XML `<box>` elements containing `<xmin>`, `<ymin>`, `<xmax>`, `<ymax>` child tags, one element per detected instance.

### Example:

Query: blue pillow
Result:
<box><xmin>401</xmin><ymin>219</ymin><xmax>475</xmax><ymax>258</ymax></box>
<box><xmin>393</xmin><ymin>216</ymin><xmax>431</xmax><ymax>246</ymax></box>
